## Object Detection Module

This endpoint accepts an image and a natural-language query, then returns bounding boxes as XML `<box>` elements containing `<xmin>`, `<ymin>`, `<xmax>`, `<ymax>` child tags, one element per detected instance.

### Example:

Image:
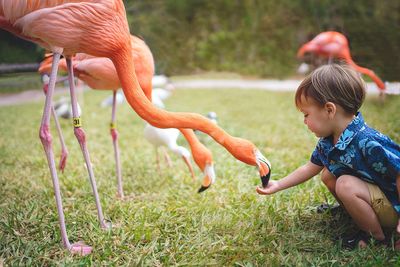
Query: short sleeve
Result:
<box><xmin>362</xmin><ymin>140</ymin><xmax>400</xmax><ymax>179</ymax></box>
<box><xmin>310</xmin><ymin>148</ymin><xmax>323</xmax><ymax>166</ymax></box>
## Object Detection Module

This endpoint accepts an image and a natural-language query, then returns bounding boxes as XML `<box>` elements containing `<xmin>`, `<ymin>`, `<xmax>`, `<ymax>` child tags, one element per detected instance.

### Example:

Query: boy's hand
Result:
<box><xmin>256</xmin><ymin>180</ymin><xmax>280</xmax><ymax>195</ymax></box>
<box><xmin>397</xmin><ymin>219</ymin><xmax>400</xmax><ymax>234</ymax></box>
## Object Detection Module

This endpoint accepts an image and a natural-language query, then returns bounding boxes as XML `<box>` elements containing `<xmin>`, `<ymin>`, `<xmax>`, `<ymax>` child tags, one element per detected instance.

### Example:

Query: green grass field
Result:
<box><xmin>0</xmin><ymin>88</ymin><xmax>399</xmax><ymax>265</ymax></box>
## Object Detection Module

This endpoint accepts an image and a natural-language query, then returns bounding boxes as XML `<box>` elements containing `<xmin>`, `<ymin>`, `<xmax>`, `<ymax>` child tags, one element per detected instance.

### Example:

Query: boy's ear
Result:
<box><xmin>325</xmin><ymin>102</ymin><xmax>336</xmax><ymax>118</ymax></box>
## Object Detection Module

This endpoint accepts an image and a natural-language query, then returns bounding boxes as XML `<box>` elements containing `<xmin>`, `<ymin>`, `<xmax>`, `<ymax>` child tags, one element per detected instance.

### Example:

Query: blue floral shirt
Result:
<box><xmin>311</xmin><ymin>112</ymin><xmax>400</xmax><ymax>214</ymax></box>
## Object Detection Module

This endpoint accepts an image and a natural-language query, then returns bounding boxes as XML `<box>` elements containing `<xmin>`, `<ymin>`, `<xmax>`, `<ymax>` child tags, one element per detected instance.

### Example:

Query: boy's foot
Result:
<box><xmin>316</xmin><ymin>203</ymin><xmax>342</xmax><ymax>215</ymax></box>
<box><xmin>341</xmin><ymin>230</ymin><xmax>389</xmax><ymax>250</ymax></box>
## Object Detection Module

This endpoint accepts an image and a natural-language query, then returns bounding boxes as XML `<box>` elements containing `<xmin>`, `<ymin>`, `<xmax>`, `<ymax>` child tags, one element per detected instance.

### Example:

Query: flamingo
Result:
<box><xmin>297</xmin><ymin>31</ymin><xmax>386</xmax><ymax>91</ymax></box>
<box><xmin>39</xmin><ymin>35</ymin><xmax>213</xmax><ymax>194</ymax></box>
<box><xmin>0</xmin><ymin>0</ymin><xmax>271</xmax><ymax>255</ymax></box>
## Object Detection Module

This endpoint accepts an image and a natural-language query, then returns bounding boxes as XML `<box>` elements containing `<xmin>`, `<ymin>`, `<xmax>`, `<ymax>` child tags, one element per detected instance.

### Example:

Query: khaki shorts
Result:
<box><xmin>366</xmin><ymin>183</ymin><xmax>398</xmax><ymax>228</ymax></box>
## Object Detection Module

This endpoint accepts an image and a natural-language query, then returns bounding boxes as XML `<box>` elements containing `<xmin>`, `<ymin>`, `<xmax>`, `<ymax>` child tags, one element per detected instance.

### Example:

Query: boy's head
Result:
<box><xmin>295</xmin><ymin>64</ymin><xmax>366</xmax><ymax>115</ymax></box>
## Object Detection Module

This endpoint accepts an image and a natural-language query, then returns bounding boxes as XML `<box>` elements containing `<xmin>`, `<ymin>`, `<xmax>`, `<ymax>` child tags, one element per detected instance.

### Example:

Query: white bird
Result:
<box><xmin>144</xmin><ymin>124</ymin><xmax>195</xmax><ymax>178</ymax></box>
<box><xmin>144</xmin><ymin>86</ymin><xmax>194</xmax><ymax>178</ymax></box>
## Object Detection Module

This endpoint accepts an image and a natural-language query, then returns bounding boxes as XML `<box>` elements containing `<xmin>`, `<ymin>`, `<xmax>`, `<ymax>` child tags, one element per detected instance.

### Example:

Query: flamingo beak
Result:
<box><xmin>255</xmin><ymin>150</ymin><xmax>272</xmax><ymax>188</ymax></box>
<box><xmin>198</xmin><ymin>164</ymin><xmax>216</xmax><ymax>193</ymax></box>
<box><xmin>182</xmin><ymin>155</ymin><xmax>195</xmax><ymax>181</ymax></box>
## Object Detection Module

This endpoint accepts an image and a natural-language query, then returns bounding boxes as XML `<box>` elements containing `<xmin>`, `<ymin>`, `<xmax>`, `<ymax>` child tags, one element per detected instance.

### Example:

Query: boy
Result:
<box><xmin>257</xmin><ymin>64</ymin><xmax>400</xmax><ymax>249</ymax></box>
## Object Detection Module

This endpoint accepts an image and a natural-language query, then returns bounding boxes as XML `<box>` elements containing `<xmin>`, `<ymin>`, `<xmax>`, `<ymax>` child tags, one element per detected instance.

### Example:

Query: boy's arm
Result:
<box><xmin>257</xmin><ymin>161</ymin><xmax>323</xmax><ymax>195</ymax></box>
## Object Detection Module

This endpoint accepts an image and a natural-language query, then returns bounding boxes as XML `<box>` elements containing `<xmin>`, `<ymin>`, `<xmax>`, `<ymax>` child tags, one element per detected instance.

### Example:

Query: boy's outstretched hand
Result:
<box><xmin>256</xmin><ymin>180</ymin><xmax>280</xmax><ymax>195</ymax></box>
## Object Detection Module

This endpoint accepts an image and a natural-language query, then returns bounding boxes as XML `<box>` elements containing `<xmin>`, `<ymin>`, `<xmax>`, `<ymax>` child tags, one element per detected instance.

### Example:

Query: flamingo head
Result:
<box><xmin>226</xmin><ymin>138</ymin><xmax>271</xmax><ymax>188</ymax></box>
<box><xmin>297</xmin><ymin>42</ymin><xmax>317</xmax><ymax>58</ymax></box>
<box><xmin>254</xmin><ymin>149</ymin><xmax>271</xmax><ymax>188</ymax></box>
<box><xmin>197</xmin><ymin>163</ymin><xmax>216</xmax><ymax>193</ymax></box>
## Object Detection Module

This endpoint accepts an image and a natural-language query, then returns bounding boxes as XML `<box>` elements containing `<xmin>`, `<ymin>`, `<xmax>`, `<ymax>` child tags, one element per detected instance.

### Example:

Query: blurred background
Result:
<box><xmin>0</xmin><ymin>0</ymin><xmax>399</xmax><ymax>91</ymax></box>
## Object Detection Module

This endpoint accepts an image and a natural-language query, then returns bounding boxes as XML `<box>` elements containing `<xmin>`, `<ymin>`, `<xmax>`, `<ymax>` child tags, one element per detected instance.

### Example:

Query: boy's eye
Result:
<box><xmin>304</xmin><ymin>114</ymin><xmax>309</xmax><ymax>118</ymax></box>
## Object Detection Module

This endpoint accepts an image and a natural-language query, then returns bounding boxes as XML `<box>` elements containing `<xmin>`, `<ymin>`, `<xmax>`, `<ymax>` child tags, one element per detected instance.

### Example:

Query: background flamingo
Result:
<box><xmin>1</xmin><ymin>0</ymin><xmax>270</xmax><ymax>255</ymax></box>
<box><xmin>297</xmin><ymin>31</ymin><xmax>386</xmax><ymax>91</ymax></box>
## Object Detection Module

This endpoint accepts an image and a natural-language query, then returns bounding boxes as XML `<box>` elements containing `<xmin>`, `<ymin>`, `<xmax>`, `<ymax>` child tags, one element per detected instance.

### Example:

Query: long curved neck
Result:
<box><xmin>111</xmin><ymin>47</ymin><xmax>257</xmax><ymax>165</ymax></box>
<box><xmin>343</xmin><ymin>54</ymin><xmax>385</xmax><ymax>90</ymax></box>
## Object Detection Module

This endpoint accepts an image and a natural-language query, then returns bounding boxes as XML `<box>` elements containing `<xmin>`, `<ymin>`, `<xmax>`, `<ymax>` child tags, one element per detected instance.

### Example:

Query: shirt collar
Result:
<box><xmin>318</xmin><ymin>112</ymin><xmax>365</xmax><ymax>151</ymax></box>
<box><xmin>333</xmin><ymin>112</ymin><xmax>365</xmax><ymax>150</ymax></box>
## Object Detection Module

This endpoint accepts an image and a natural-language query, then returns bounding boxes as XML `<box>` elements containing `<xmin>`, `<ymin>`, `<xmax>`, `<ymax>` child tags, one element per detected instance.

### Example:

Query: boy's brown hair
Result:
<box><xmin>295</xmin><ymin>63</ymin><xmax>366</xmax><ymax>114</ymax></box>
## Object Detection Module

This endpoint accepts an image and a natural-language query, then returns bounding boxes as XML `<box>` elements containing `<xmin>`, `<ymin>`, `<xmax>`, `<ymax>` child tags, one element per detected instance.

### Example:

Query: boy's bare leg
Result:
<box><xmin>320</xmin><ymin>168</ymin><xmax>343</xmax><ymax>206</ymax></box>
<box><xmin>335</xmin><ymin>175</ymin><xmax>385</xmax><ymax>244</ymax></box>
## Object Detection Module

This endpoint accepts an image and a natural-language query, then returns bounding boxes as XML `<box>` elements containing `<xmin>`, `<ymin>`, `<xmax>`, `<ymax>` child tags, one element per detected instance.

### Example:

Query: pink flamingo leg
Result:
<box><xmin>43</xmin><ymin>78</ymin><xmax>69</xmax><ymax>172</ymax></box>
<box><xmin>65</xmin><ymin>58</ymin><xmax>111</xmax><ymax>230</ymax></box>
<box><xmin>110</xmin><ymin>90</ymin><xmax>124</xmax><ymax>199</ymax></box>
<box><xmin>39</xmin><ymin>52</ymin><xmax>92</xmax><ymax>255</ymax></box>
<box><xmin>51</xmin><ymin>107</ymin><xmax>69</xmax><ymax>172</ymax></box>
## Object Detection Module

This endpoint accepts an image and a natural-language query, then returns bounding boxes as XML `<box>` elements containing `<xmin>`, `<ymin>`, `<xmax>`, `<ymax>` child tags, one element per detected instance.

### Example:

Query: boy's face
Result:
<box><xmin>298</xmin><ymin>96</ymin><xmax>332</xmax><ymax>138</ymax></box>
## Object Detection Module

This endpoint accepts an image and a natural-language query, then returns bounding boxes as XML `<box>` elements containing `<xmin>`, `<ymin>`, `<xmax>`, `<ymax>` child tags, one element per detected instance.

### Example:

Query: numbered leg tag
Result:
<box><xmin>73</xmin><ymin>117</ymin><xmax>82</xmax><ymax>128</ymax></box>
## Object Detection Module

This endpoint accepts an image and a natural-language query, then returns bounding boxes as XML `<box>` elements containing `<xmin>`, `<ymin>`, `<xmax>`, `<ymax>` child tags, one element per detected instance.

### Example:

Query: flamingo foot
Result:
<box><xmin>59</xmin><ymin>150</ymin><xmax>68</xmax><ymax>172</ymax></box>
<box><xmin>69</xmin><ymin>241</ymin><xmax>93</xmax><ymax>256</ymax></box>
<box><xmin>101</xmin><ymin>219</ymin><xmax>112</xmax><ymax>230</ymax></box>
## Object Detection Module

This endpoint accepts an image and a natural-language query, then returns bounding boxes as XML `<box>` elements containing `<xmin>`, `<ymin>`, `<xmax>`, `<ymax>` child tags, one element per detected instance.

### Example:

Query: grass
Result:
<box><xmin>0</xmin><ymin>87</ymin><xmax>399</xmax><ymax>266</ymax></box>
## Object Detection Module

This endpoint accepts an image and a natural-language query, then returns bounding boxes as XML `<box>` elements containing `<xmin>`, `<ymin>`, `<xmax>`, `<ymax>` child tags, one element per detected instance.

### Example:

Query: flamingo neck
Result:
<box><xmin>344</xmin><ymin>56</ymin><xmax>385</xmax><ymax>90</ymax></box>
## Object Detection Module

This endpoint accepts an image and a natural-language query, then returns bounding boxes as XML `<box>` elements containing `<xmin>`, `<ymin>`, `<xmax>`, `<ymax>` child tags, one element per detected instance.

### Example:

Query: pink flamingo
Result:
<box><xmin>0</xmin><ymin>0</ymin><xmax>271</xmax><ymax>255</ymax></box>
<box><xmin>297</xmin><ymin>31</ymin><xmax>386</xmax><ymax>91</ymax></box>
<box><xmin>39</xmin><ymin>35</ymin><xmax>215</xmax><ymax>194</ymax></box>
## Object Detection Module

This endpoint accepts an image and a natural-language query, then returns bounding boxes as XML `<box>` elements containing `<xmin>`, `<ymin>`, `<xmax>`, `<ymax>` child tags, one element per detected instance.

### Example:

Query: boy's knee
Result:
<box><xmin>335</xmin><ymin>175</ymin><xmax>355</xmax><ymax>197</ymax></box>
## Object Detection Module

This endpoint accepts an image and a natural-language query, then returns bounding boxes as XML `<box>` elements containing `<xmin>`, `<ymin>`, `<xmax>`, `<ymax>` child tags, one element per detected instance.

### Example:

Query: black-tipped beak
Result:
<box><xmin>260</xmin><ymin>166</ymin><xmax>271</xmax><ymax>188</ymax></box>
<box><xmin>198</xmin><ymin>185</ymin><xmax>211</xmax><ymax>193</ymax></box>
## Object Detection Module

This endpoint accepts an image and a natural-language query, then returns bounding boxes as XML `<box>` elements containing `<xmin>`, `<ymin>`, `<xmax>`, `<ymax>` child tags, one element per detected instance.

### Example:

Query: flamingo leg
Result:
<box><xmin>39</xmin><ymin>51</ymin><xmax>92</xmax><ymax>255</ymax></box>
<box><xmin>65</xmin><ymin>58</ymin><xmax>110</xmax><ymax>230</ymax></box>
<box><xmin>42</xmin><ymin>78</ymin><xmax>69</xmax><ymax>172</ymax></box>
<box><xmin>51</xmin><ymin>106</ymin><xmax>69</xmax><ymax>172</ymax></box>
<box><xmin>110</xmin><ymin>90</ymin><xmax>123</xmax><ymax>199</ymax></box>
